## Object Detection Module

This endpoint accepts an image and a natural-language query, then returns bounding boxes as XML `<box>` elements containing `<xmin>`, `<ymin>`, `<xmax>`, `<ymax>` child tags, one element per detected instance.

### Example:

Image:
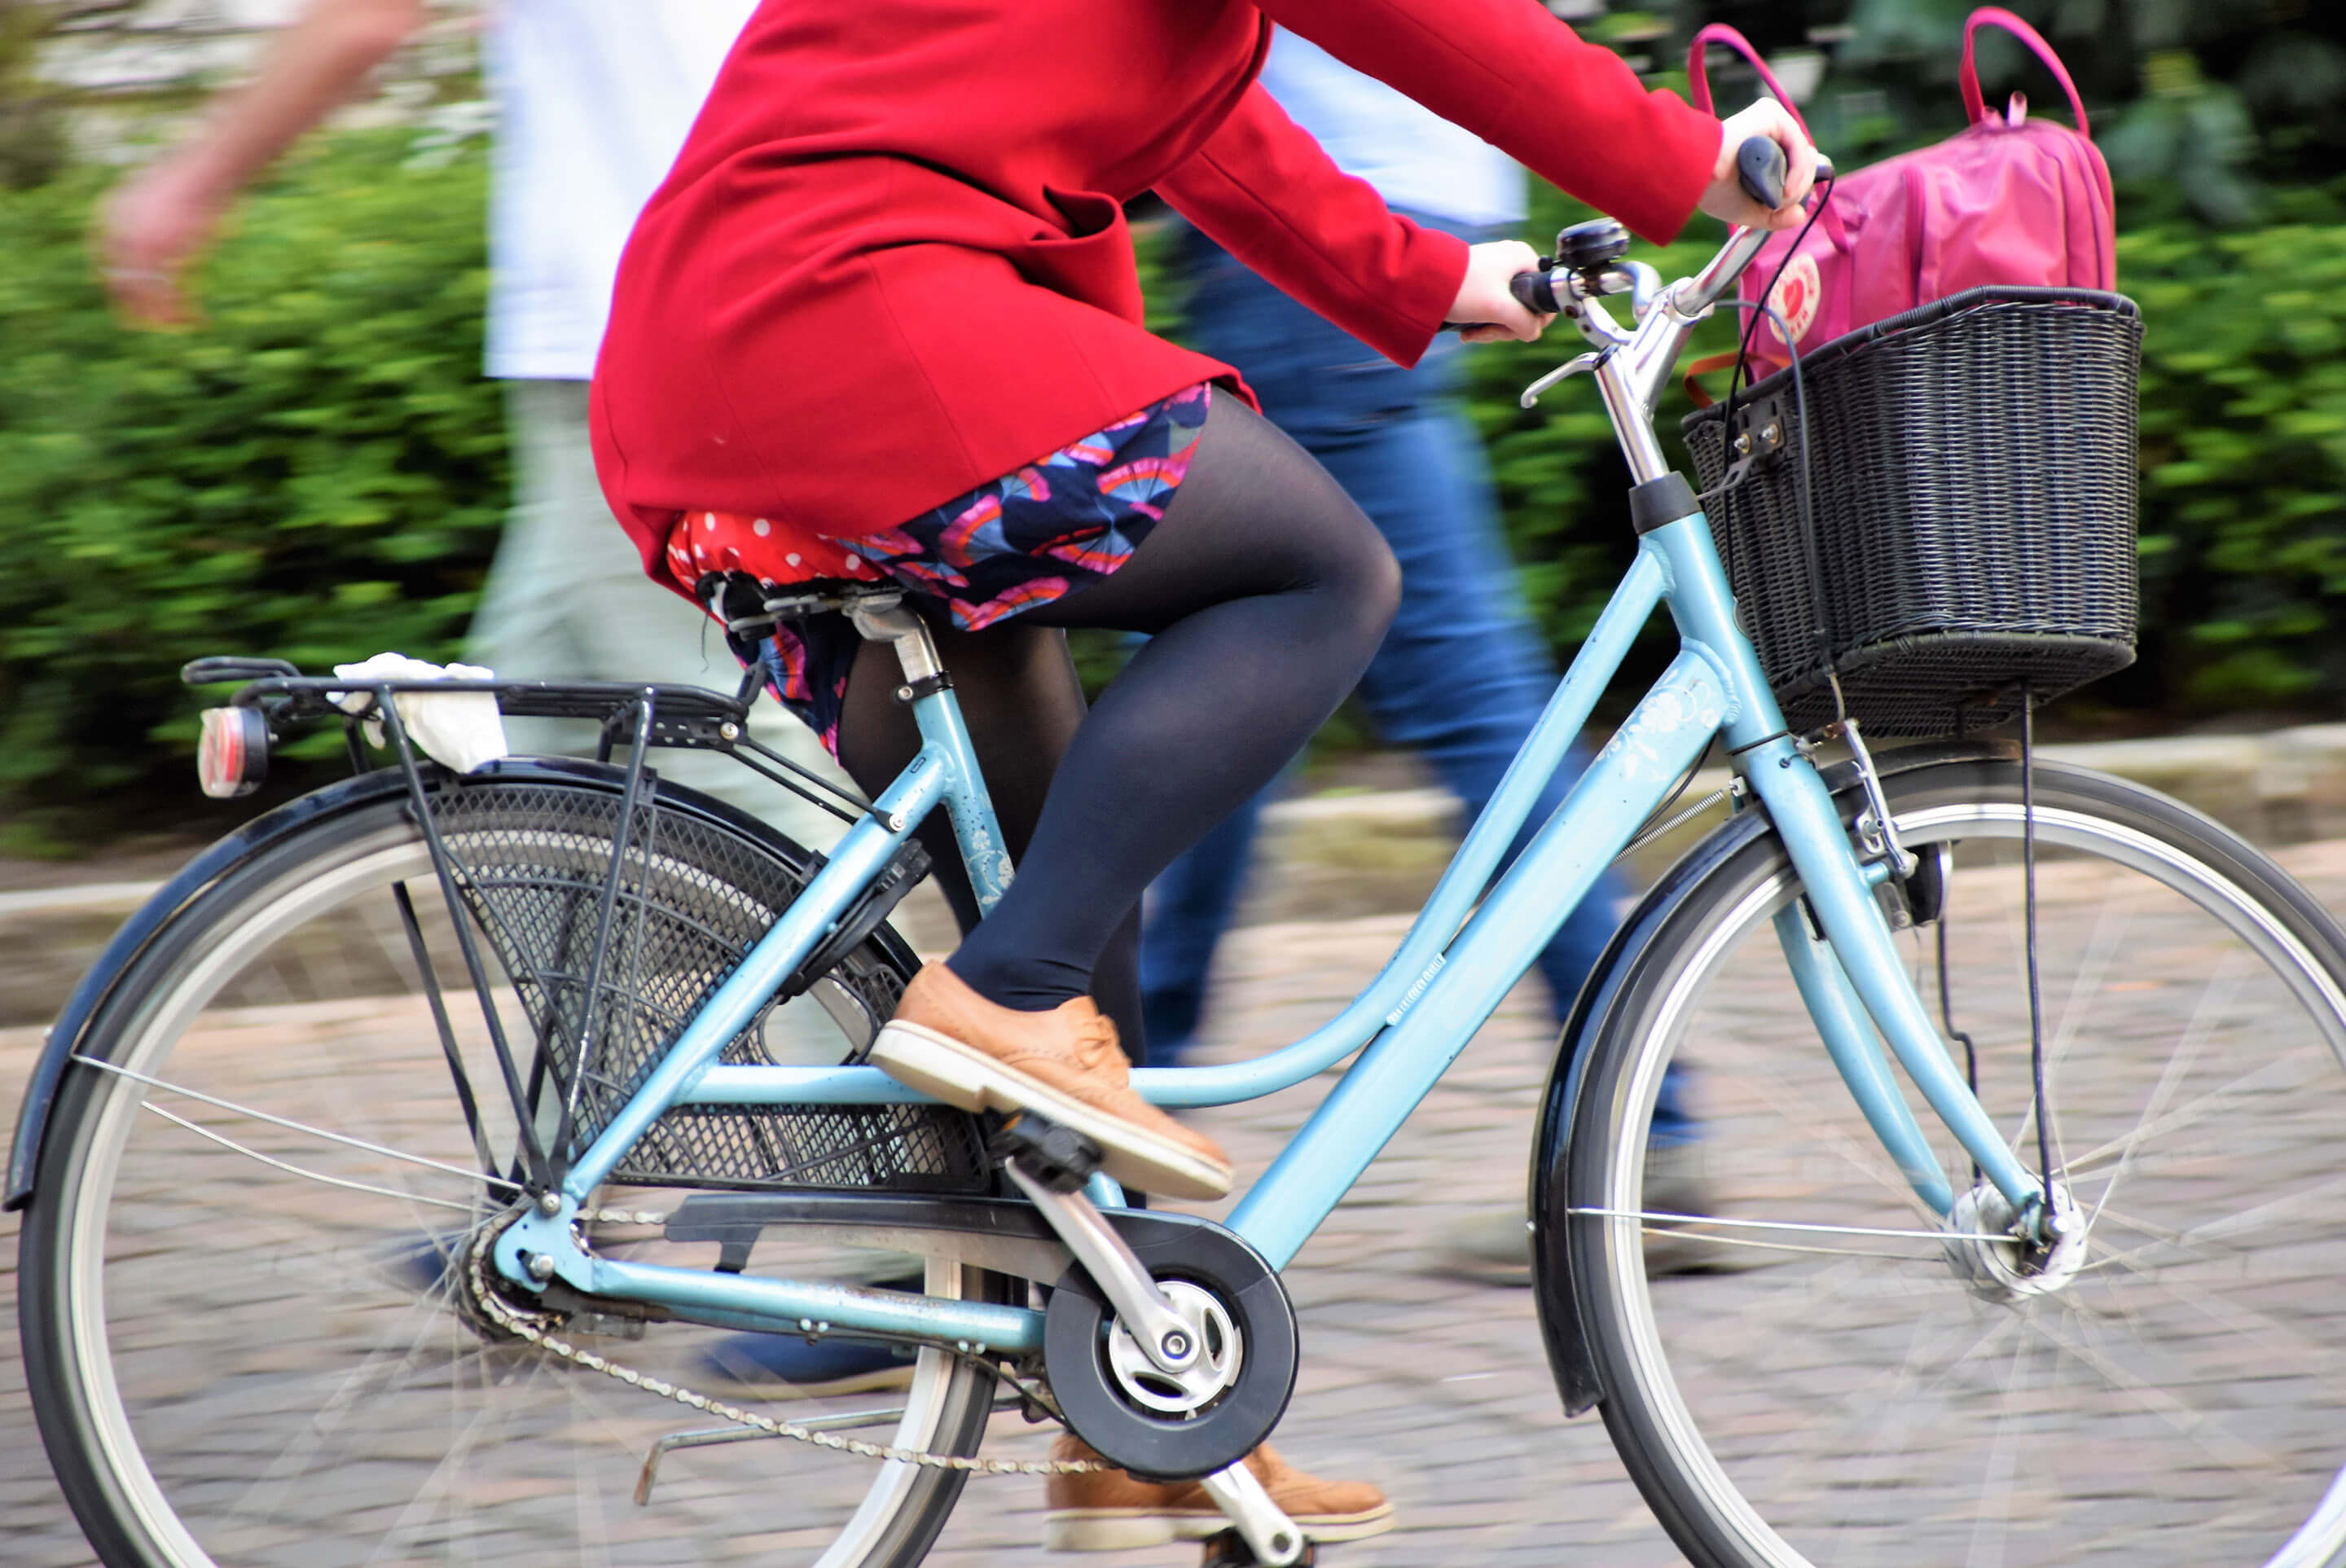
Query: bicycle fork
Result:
<box><xmin>1652</xmin><ymin>512</ymin><xmax>2052</xmax><ymax>1236</ymax></box>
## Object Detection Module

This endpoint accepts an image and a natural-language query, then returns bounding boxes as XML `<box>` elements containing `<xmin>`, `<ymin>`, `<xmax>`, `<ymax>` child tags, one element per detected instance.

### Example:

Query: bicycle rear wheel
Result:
<box><xmin>1558</xmin><ymin>758</ymin><xmax>2346</xmax><ymax>1567</ymax></box>
<box><xmin>20</xmin><ymin>771</ymin><xmax>1003</xmax><ymax>1568</ymax></box>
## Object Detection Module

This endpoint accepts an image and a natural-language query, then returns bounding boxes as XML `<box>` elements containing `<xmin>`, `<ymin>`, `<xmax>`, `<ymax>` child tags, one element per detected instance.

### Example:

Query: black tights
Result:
<box><xmin>833</xmin><ymin>394</ymin><xmax>1399</xmax><ymax>1053</ymax></box>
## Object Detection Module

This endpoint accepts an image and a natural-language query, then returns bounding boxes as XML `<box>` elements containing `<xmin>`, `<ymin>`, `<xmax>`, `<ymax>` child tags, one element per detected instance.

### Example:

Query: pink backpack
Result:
<box><xmin>1689</xmin><ymin>7</ymin><xmax>2117</xmax><ymax>393</ymax></box>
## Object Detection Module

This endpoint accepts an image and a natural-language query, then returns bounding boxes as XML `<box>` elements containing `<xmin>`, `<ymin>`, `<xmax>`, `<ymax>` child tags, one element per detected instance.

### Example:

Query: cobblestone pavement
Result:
<box><xmin>7</xmin><ymin>836</ymin><xmax>2346</xmax><ymax>1567</ymax></box>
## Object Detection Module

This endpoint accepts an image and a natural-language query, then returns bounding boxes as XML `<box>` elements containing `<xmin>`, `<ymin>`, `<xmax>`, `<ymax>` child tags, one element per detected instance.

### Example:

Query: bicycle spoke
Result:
<box><xmin>1852</xmin><ymin>1309</ymin><xmax>2016</xmax><ymax>1550</ymax></box>
<box><xmin>354</xmin><ymin>1378</ymin><xmax>512</xmax><ymax>1561</ymax></box>
<box><xmin>2056</xmin><ymin>1046</ymin><xmax>2331</xmax><ymax>1179</ymax></box>
<box><xmin>1961</xmin><ymin>1329</ymin><xmax>2037</xmax><ymax>1568</ymax></box>
<box><xmin>2085</xmin><ymin>964</ymin><xmax>2239</xmax><ymax>1239</ymax></box>
<box><xmin>2080</xmin><ymin>1175</ymin><xmax>2346</xmax><ymax>1274</ymax></box>
<box><xmin>1738</xmin><ymin>1050</ymin><xmax>1953</xmax><ymax>1222</ymax></box>
<box><xmin>2014</xmin><ymin>1307</ymin><xmax>2291</xmax><ymax>1478</ymax></box>
<box><xmin>2090</xmin><ymin>1250</ymin><xmax>2346</xmax><ymax>1400</ymax></box>
<box><xmin>83</xmin><ymin>1053</ymin><xmax>518</xmax><ymax>1196</ymax></box>
<box><xmin>136</xmin><ymin>1101</ymin><xmax>487</xmax><ymax>1214</ymax></box>
<box><xmin>2006</xmin><ymin>877</ymin><xmax>2137</xmax><ymax>1171</ymax></box>
<box><xmin>1688</xmin><ymin>1286</ymin><xmax>2022</xmax><ymax>1504</ymax></box>
<box><xmin>226</xmin><ymin>1286</ymin><xmax>474</xmax><ymax>1530</ymax></box>
<box><xmin>1576</xmin><ymin>1206</ymin><xmax>2006</xmax><ymax>1247</ymax></box>
<box><xmin>569</xmin><ymin>1410</ymin><xmax>616</xmax><ymax>1568</ymax></box>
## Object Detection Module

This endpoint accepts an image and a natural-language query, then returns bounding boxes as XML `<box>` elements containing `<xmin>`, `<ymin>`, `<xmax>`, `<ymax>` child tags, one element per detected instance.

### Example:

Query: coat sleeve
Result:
<box><xmin>1255</xmin><ymin>0</ymin><xmax>1720</xmax><ymax>248</ymax></box>
<box><xmin>1154</xmin><ymin>83</ymin><xmax>1472</xmax><ymax>369</ymax></box>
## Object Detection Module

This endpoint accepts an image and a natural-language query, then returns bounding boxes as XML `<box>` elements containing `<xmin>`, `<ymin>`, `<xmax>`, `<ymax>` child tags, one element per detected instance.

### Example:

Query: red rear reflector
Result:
<box><xmin>197</xmin><ymin>707</ymin><xmax>269</xmax><ymax>799</ymax></box>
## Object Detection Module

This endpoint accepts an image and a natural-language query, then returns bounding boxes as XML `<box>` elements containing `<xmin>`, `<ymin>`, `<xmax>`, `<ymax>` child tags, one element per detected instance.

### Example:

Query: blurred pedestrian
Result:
<box><xmin>1136</xmin><ymin>31</ymin><xmax>1707</xmax><ymax>1280</ymax></box>
<box><xmin>97</xmin><ymin>0</ymin><xmax>848</xmax><ymax>842</ymax></box>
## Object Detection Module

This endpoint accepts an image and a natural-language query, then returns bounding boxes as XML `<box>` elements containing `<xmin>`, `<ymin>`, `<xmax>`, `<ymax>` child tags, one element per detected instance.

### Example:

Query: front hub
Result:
<box><xmin>1942</xmin><ymin>1180</ymin><xmax>2088</xmax><ymax>1299</ymax></box>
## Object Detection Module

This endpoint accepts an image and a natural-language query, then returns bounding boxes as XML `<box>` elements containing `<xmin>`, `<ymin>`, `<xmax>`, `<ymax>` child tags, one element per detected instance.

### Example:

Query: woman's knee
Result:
<box><xmin>1303</xmin><ymin>504</ymin><xmax>1400</xmax><ymax>659</ymax></box>
<box><xmin>1353</xmin><ymin>528</ymin><xmax>1403</xmax><ymax>643</ymax></box>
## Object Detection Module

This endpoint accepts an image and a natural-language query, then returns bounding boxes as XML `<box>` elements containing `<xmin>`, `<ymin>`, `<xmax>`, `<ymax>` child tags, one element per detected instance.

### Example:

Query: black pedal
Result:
<box><xmin>983</xmin><ymin>1110</ymin><xmax>1102</xmax><ymax>1194</ymax></box>
<box><xmin>1200</xmin><ymin>1531</ymin><xmax>1316</xmax><ymax>1568</ymax></box>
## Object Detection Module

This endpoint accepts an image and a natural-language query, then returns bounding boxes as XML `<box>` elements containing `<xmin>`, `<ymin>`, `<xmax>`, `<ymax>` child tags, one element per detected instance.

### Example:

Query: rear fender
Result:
<box><xmin>1529</xmin><ymin>739</ymin><xmax>2011</xmax><ymax>1415</ymax></box>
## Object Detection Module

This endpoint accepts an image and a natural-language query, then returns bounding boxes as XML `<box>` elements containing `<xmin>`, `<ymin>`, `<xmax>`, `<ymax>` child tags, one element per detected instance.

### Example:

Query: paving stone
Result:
<box><xmin>4</xmin><ymin>839</ymin><xmax>2345</xmax><ymax>1565</ymax></box>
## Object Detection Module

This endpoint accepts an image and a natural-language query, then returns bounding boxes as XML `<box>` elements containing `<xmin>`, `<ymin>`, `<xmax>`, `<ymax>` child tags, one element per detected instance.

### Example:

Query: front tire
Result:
<box><xmin>1560</xmin><ymin>758</ymin><xmax>2346</xmax><ymax>1567</ymax></box>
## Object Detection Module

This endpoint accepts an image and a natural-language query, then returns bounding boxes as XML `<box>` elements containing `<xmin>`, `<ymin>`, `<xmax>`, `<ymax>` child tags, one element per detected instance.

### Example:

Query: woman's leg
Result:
<box><xmin>831</xmin><ymin>622</ymin><xmax>1145</xmax><ymax>1050</ymax></box>
<box><xmin>943</xmin><ymin>394</ymin><xmax>1399</xmax><ymax>1017</ymax></box>
<box><xmin>856</xmin><ymin>394</ymin><xmax>1397</xmax><ymax>1198</ymax></box>
<box><xmin>836</xmin><ymin>395</ymin><xmax>1390</xmax><ymax>1056</ymax></box>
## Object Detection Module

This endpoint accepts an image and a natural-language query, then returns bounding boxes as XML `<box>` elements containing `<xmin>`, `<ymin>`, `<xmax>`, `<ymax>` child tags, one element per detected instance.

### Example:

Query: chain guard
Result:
<box><xmin>1044</xmin><ymin>1215</ymin><xmax>1295</xmax><ymax>1482</ymax></box>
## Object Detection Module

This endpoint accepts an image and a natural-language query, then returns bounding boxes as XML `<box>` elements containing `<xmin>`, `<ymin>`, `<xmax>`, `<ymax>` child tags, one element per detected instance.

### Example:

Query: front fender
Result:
<box><xmin>6</xmin><ymin>755</ymin><xmax>837</xmax><ymax>1212</ymax></box>
<box><xmin>1528</xmin><ymin>738</ymin><xmax>2011</xmax><ymax>1416</ymax></box>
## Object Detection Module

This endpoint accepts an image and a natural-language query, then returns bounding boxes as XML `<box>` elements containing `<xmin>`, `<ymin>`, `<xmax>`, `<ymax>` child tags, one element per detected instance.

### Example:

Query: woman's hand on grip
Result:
<box><xmin>1698</xmin><ymin>100</ymin><xmax>1821</xmax><ymax>232</ymax></box>
<box><xmin>1448</xmin><ymin>239</ymin><xmax>1552</xmax><ymax>345</ymax></box>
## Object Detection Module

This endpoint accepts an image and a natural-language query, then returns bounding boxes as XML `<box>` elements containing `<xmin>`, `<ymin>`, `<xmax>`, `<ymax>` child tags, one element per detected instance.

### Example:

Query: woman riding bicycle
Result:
<box><xmin>591</xmin><ymin>0</ymin><xmax>1816</xmax><ymax>1536</ymax></box>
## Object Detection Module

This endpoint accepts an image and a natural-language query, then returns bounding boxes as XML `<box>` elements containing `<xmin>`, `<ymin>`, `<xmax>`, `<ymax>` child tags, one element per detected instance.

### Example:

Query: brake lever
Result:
<box><xmin>1518</xmin><ymin>351</ymin><xmax>1604</xmax><ymax>410</ymax></box>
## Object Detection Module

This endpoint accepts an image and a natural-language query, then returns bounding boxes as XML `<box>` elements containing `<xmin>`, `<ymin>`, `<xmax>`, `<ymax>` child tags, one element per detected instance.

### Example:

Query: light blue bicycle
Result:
<box><xmin>17</xmin><ymin>147</ymin><xmax>2346</xmax><ymax>1568</ymax></box>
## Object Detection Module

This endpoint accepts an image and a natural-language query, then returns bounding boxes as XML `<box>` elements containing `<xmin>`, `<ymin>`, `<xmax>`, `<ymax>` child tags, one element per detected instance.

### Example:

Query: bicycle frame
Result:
<box><xmin>495</xmin><ymin>496</ymin><xmax>2043</xmax><ymax>1357</ymax></box>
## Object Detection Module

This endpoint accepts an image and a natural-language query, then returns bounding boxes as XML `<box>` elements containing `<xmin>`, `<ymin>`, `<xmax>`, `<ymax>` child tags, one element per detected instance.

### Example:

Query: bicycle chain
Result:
<box><xmin>463</xmin><ymin>1212</ymin><xmax>1106</xmax><ymax>1478</ymax></box>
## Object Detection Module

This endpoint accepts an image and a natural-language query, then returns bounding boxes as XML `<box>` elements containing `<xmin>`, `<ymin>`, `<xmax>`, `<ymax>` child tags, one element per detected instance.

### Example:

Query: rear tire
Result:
<box><xmin>20</xmin><ymin>775</ymin><xmax>1001</xmax><ymax>1568</ymax></box>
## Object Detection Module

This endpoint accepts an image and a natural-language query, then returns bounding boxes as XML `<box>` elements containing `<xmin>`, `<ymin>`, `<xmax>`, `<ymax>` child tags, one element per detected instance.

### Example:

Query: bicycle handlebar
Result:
<box><xmin>1505</xmin><ymin>138</ymin><xmax>1835</xmax><ymax>326</ymax></box>
<box><xmin>1502</xmin><ymin>138</ymin><xmax>1834</xmax><ymax>485</ymax></box>
<box><xmin>1676</xmin><ymin>147</ymin><xmax>1831</xmax><ymax>318</ymax></box>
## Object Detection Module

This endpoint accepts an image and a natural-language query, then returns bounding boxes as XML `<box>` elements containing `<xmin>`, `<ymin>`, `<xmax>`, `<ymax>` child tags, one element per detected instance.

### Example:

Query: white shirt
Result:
<box><xmin>482</xmin><ymin>0</ymin><xmax>756</xmax><ymax>380</ymax></box>
<box><xmin>1257</xmin><ymin>30</ymin><xmax>1527</xmax><ymax>231</ymax></box>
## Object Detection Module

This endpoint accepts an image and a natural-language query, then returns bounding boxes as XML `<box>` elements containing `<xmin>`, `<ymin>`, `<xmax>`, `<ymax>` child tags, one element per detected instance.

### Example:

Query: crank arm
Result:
<box><xmin>1004</xmin><ymin>1159</ymin><xmax>1201</xmax><ymax>1378</ymax></box>
<box><xmin>1200</xmin><ymin>1460</ymin><xmax>1307</xmax><ymax>1566</ymax></box>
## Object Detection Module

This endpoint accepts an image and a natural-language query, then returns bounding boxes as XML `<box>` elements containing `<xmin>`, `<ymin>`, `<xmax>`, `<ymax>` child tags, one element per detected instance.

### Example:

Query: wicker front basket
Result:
<box><xmin>1682</xmin><ymin>287</ymin><xmax>2143</xmax><ymax>736</ymax></box>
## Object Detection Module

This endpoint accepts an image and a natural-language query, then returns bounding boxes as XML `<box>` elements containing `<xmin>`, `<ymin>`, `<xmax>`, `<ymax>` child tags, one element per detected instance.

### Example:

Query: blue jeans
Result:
<box><xmin>1137</xmin><ymin>220</ymin><xmax>1694</xmax><ymax>1144</ymax></box>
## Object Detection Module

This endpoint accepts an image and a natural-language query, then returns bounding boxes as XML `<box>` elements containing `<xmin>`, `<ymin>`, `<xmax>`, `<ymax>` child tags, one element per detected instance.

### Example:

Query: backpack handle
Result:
<box><xmin>1686</xmin><ymin>24</ymin><xmax>1813</xmax><ymax>138</ymax></box>
<box><xmin>1961</xmin><ymin>7</ymin><xmax>2091</xmax><ymax>137</ymax></box>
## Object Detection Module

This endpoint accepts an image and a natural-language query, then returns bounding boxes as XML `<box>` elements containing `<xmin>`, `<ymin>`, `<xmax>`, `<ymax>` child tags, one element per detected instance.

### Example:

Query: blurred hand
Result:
<box><xmin>1698</xmin><ymin>99</ymin><xmax>1822</xmax><ymax>233</ymax></box>
<box><xmin>98</xmin><ymin>152</ymin><xmax>235</xmax><ymax>329</ymax></box>
<box><xmin>1448</xmin><ymin>239</ymin><xmax>1553</xmax><ymax>345</ymax></box>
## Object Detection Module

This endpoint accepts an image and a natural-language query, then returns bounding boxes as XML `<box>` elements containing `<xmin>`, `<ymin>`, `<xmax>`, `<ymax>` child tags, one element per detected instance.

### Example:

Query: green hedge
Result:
<box><xmin>0</xmin><ymin>133</ymin><xmax>504</xmax><ymax>848</ymax></box>
<box><xmin>2123</xmin><ymin>222</ymin><xmax>2346</xmax><ymax>708</ymax></box>
<box><xmin>2</xmin><ymin>131</ymin><xmax>2345</xmax><ymax>845</ymax></box>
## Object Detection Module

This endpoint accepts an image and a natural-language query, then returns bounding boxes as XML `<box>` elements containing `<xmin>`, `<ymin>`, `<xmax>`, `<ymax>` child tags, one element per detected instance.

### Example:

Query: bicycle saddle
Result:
<box><xmin>696</xmin><ymin>568</ymin><xmax>904</xmax><ymax>636</ymax></box>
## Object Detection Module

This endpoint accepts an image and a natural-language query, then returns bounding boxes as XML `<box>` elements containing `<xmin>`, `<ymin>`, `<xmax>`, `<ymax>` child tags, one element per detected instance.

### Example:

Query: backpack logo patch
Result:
<box><xmin>1763</xmin><ymin>251</ymin><xmax>1823</xmax><ymax>347</ymax></box>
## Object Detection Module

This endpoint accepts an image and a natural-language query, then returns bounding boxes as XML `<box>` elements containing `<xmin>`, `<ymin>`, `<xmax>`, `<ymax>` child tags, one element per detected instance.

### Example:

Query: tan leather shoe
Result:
<box><xmin>868</xmin><ymin>964</ymin><xmax>1233</xmax><ymax>1200</ymax></box>
<box><xmin>1042</xmin><ymin>1436</ymin><xmax>1394</xmax><ymax>1551</ymax></box>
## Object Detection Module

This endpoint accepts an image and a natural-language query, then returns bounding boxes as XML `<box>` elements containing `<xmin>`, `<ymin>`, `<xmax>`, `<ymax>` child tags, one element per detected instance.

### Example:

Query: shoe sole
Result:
<box><xmin>869</xmin><ymin>1023</ymin><xmax>1232</xmax><ymax>1201</ymax></box>
<box><xmin>1041</xmin><ymin>1503</ymin><xmax>1395</xmax><ymax>1551</ymax></box>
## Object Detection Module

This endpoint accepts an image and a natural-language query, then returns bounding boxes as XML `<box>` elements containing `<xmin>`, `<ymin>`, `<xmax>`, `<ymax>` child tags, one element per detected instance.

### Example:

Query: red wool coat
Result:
<box><xmin>590</xmin><ymin>0</ymin><xmax>1721</xmax><ymax>591</ymax></box>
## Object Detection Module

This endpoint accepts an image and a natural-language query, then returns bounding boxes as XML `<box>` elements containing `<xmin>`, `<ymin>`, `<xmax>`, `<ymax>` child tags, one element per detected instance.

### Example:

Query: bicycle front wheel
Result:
<box><xmin>1561</xmin><ymin>757</ymin><xmax>2346</xmax><ymax>1567</ymax></box>
<box><xmin>20</xmin><ymin>773</ymin><xmax>1001</xmax><ymax>1568</ymax></box>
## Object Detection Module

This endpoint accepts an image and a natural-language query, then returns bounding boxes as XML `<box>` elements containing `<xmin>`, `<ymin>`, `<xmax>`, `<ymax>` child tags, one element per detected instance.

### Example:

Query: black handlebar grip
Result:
<box><xmin>1509</xmin><ymin>268</ymin><xmax>1561</xmax><ymax>315</ymax></box>
<box><xmin>1738</xmin><ymin>135</ymin><xmax>1788</xmax><ymax>211</ymax></box>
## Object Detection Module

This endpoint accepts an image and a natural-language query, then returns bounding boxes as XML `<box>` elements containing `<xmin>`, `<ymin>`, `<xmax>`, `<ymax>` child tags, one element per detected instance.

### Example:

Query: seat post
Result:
<box><xmin>846</xmin><ymin>596</ymin><xmax>946</xmax><ymax>688</ymax></box>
